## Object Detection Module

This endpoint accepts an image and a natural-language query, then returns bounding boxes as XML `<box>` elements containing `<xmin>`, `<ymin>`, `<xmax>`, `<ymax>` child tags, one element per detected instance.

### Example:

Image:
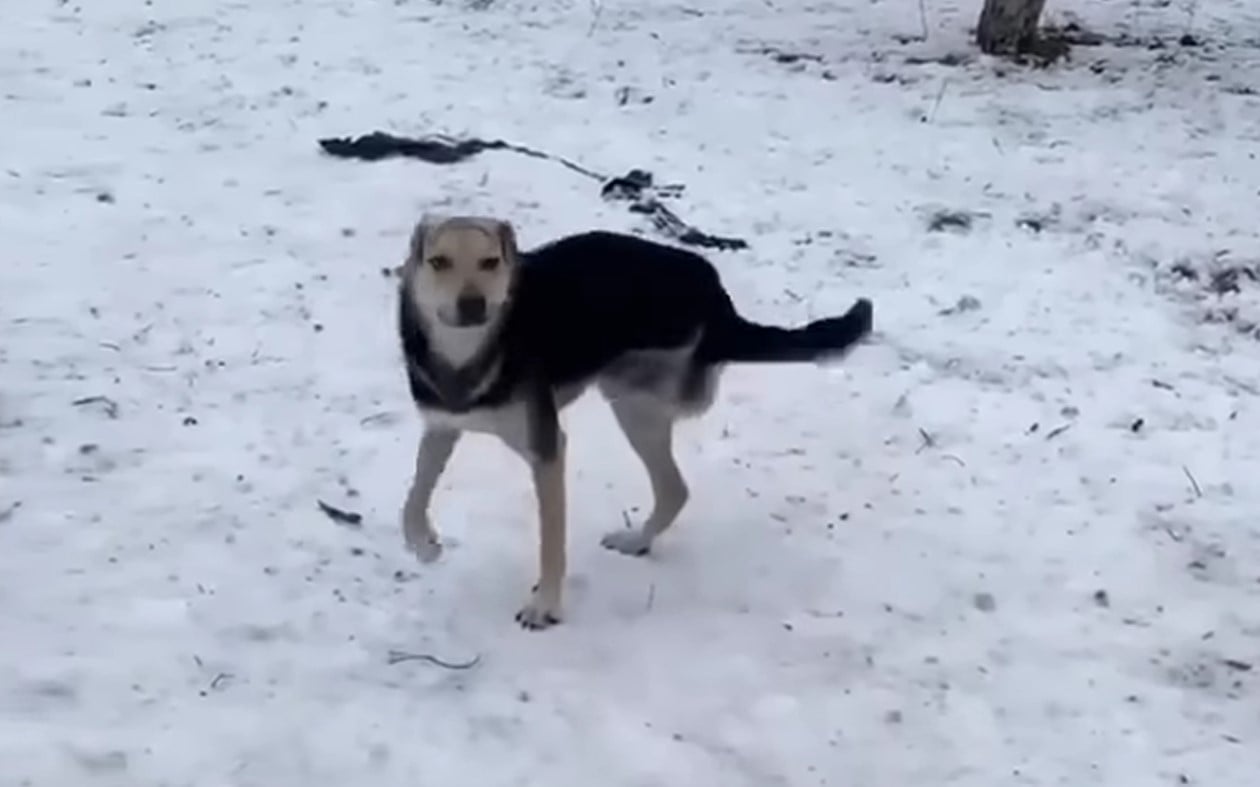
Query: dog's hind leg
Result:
<box><xmin>401</xmin><ymin>427</ymin><xmax>461</xmax><ymax>563</ymax></box>
<box><xmin>600</xmin><ymin>397</ymin><xmax>689</xmax><ymax>557</ymax></box>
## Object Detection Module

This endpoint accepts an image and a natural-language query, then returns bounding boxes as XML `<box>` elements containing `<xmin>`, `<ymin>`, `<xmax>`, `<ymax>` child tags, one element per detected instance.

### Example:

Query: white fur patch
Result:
<box><xmin>407</xmin><ymin>278</ymin><xmax>492</xmax><ymax>367</ymax></box>
<box><xmin>426</xmin><ymin>322</ymin><xmax>491</xmax><ymax>367</ymax></box>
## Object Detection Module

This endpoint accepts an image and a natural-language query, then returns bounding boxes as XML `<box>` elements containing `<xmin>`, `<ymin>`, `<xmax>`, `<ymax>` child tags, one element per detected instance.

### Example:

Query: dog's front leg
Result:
<box><xmin>401</xmin><ymin>426</ymin><xmax>460</xmax><ymax>563</ymax></box>
<box><xmin>510</xmin><ymin>379</ymin><xmax>568</xmax><ymax>630</ymax></box>
<box><xmin>516</xmin><ymin>436</ymin><xmax>567</xmax><ymax>629</ymax></box>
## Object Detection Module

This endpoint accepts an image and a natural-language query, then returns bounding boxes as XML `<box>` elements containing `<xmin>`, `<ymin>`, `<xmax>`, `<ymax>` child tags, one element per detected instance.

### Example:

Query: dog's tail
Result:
<box><xmin>699</xmin><ymin>298</ymin><xmax>873</xmax><ymax>364</ymax></box>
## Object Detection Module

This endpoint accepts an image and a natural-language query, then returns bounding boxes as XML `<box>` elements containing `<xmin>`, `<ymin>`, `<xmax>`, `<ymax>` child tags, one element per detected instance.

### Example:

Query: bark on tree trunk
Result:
<box><xmin>976</xmin><ymin>0</ymin><xmax>1048</xmax><ymax>55</ymax></box>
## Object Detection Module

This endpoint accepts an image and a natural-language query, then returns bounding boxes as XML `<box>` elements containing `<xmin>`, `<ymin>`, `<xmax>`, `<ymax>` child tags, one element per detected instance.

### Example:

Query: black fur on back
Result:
<box><xmin>398</xmin><ymin>230</ymin><xmax>873</xmax><ymax>415</ymax></box>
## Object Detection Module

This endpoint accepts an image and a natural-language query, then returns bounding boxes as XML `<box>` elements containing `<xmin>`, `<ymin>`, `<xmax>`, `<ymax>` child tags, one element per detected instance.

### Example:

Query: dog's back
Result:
<box><xmin>504</xmin><ymin>232</ymin><xmax>728</xmax><ymax>376</ymax></box>
<box><xmin>505</xmin><ymin>230</ymin><xmax>872</xmax><ymax>382</ymax></box>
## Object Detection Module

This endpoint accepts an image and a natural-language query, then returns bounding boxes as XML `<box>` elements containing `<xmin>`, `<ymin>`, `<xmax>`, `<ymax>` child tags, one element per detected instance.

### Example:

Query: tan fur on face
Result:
<box><xmin>403</xmin><ymin>214</ymin><xmax>519</xmax><ymax>364</ymax></box>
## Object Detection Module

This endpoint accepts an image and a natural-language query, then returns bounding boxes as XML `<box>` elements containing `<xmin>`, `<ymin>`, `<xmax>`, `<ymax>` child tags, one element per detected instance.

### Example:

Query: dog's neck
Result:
<box><xmin>409</xmin><ymin>313</ymin><xmax>506</xmax><ymax>411</ymax></box>
<box><xmin>426</xmin><ymin>321</ymin><xmax>491</xmax><ymax>369</ymax></box>
<box><xmin>399</xmin><ymin>274</ymin><xmax>518</xmax><ymax>410</ymax></box>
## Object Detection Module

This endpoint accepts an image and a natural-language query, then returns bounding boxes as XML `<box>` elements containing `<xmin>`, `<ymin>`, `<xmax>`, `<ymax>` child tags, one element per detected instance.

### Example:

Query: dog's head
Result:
<box><xmin>402</xmin><ymin>214</ymin><xmax>519</xmax><ymax>329</ymax></box>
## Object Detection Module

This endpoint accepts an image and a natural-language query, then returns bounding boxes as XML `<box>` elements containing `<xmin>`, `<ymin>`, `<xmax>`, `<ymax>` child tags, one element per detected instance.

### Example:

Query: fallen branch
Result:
<box><xmin>386</xmin><ymin>649</ymin><xmax>482</xmax><ymax>669</ymax></box>
<box><xmin>317</xmin><ymin>500</ymin><xmax>363</xmax><ymax>527</ymax></box>
<box><xmin>1182</xmin><ymin>466</ymin><xmax>1203</xmax><ymax>498</ymax></box>
<box><xmin>1045</xmin><ymin>423</ymin><xmax>1073</xmax><ymax>440</ymax></box>
<box><xmin>72</xmin><ymin>395</ymin><xmax>119</xmax><ymax>419</ymax></box>
<box><xmin>320</xmin><ymin>132</ymin><xmax>601</xmax><ymax>179</ymax></box>
<box><xmin>318</xmin><ymin>132</ymin><xmax>748</xmax><ymax>251</ymax></box>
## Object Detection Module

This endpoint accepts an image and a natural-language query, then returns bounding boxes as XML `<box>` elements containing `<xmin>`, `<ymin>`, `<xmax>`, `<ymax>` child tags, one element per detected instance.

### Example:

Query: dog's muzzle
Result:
<box><xmin>454</xmin><ymin>293</ymin><xmax>488</xmax><ymax>326</ymax></box>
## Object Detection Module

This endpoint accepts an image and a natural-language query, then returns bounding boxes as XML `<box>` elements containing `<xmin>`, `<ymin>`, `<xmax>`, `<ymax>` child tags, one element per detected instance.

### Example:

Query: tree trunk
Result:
<box><xmin>976</xmin><ymin>0</ymin><xmax>1048</xmax><ymax>55</ymax></box>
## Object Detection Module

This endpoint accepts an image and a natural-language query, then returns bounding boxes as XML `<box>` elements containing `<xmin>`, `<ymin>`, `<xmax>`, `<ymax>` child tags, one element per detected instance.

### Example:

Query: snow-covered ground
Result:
<box><xmin>3</xmin><ymin>0</ymin><xmax>1260</xmax><ymax>783</ymax></box>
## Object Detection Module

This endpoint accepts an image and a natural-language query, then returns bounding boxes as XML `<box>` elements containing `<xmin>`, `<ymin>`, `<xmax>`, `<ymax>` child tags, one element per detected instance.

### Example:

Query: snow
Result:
<box><xmin>3</xmin><ymin>0</ymin><xmax>1260</xmax><ymax>783</ymax></box>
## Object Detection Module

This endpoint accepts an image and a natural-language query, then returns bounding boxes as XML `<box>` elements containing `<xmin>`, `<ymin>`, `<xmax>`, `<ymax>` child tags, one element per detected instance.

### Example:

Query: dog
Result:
<box><xmin>396</xmin><ymin>214</ymin><xmax>873</xmax><ymax>630</ymax></box>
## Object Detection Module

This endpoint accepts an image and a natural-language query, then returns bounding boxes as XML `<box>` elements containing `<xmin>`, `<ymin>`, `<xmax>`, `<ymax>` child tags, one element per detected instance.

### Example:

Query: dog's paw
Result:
<box><xmin>402</xmin><ymin>513</ymin><xmax>443</xmax><ymax>563</ymax></box>
<box><xmin>515</xmin><ymin>591</ymin><xmax>562</xmax><ymax>631</ymax></box>
<box><xmin>600</xmin><ymin>528</ymin><xmax>651</xmax><ymax>557</ymax></box>
<box><xmin>410</xmin><ymin>536</ymin><xmax>443</xmax><ymax>564</ymax></box>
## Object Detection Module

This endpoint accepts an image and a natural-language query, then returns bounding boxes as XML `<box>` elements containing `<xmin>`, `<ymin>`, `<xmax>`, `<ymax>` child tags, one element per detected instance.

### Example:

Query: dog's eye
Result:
<box><xmin>427</xmin><ymin>255</ymin><xmax>452</xmax><ymax>271</ymax></box>
<box><xmin>478</xmin><ymin>257</ymin><xmax>501</xmax><ymax>272</ymax></box>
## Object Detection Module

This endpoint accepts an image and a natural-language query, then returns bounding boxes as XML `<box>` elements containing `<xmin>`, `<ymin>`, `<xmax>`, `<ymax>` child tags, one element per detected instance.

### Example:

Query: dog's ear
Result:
<box><xmin>409</xmin><ymin>213</ymin><xmax>446</xmax><ymax>260</ymax></box>
<box><xmin>496</xmin><ymin>219</ymin><xmax>519</xmax><ymax>267</ymax></box>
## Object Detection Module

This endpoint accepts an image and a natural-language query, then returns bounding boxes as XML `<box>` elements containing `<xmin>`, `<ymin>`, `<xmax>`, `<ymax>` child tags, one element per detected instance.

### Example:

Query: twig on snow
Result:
<box><xmin>386</xmin><ymin>650</ymin><xmax>482</xmax><ymax>670</ymax></box>
<box><xmin>318</xmin><ymin>133</ymin><xmax>747</xmax><ymax>250</ymax></box>
<box><xmin>916</xmin><ymin>427</ymin><xmax>936</xmax><ymax>454</ymax></box>
<box><xmin>320</xmin><ymin>132</ymin><xmax>602</xmax><ymax>179</ymax></box>
<box><xmin>918</xmin><ymin>0</ymin><xmax>929</xmax><ymax>41</ymax></box>
<box><xmin>359</xmin><ymin>411</ymin><xmax>399</xmax><ymax>427</ymax></box>
<box><xmin>928</xmin><ymin>78</ymin><xmax>949</xmax><ymax>123</ymax></box>
<box><xmin>72</xmin><ymin>395</ymin><xmax>119</xmax><ymax>419</ymax></box>
<box><xmin>915</xmin><ymin>427</ymin><xmax>964</xmax><ymax>466</ymax></box>
<box><xmin>1182</xmin><ymin>466</ymin><xmax>1203</xmax><ymax>498</ymax></box>
<box><xmin>317</xmin><ymin>500</ymin><xmax>363</xmax><ymax>527</ymax></box>
<box><xmin>1045</xmin><ymin>423</ymin><xmax>1073</xmax><ymax>440</ymax></box>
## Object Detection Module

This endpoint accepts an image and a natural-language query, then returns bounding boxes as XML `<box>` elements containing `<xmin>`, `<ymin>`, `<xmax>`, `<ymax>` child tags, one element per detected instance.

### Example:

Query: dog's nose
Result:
<box><xmin>455</xmin><ymin>293</ymin><xmax>487</xmax><ymax>325</ymax></box>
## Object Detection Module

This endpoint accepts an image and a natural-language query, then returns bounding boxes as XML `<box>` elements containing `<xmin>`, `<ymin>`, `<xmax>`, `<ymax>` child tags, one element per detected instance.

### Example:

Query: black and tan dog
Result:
<box><xmin>397</xmin><ymin>214</ymin><xmax>873</xmax><ymax>630</ymax></box>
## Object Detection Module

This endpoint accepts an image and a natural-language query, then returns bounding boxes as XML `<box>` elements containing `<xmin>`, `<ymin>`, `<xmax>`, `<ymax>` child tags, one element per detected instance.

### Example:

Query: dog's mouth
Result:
<box><xmin>437</xmin><ymin>309</ymin><xmax>491</xmax><ymax>329</ymax></box>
